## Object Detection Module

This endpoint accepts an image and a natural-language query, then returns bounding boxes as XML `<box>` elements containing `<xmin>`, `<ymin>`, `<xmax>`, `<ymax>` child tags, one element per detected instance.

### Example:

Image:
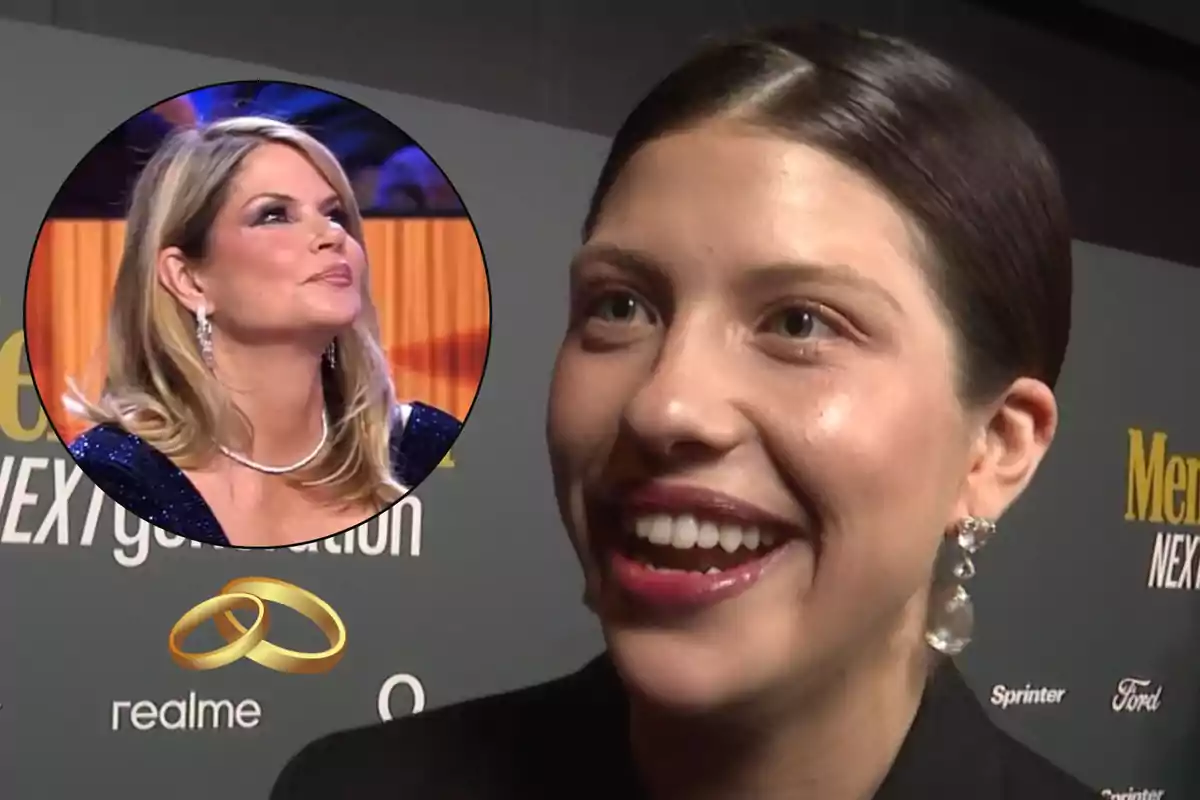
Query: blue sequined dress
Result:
<box><xmin>67</xmin><ymin>402</ymin><xmax>461</xmax><ymax>546</ymax></box>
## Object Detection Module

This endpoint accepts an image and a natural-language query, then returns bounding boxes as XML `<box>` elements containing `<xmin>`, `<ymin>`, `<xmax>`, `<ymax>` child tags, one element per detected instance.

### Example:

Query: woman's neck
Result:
<box><xmin>212</xmin><ymin>341</ymin><xmax>328</xmax><ymax>466</ymax></box>
<box><xmin>628</xmin><ymin>639</ymin><xmax>930</xmax><ymax>800</ymax></box>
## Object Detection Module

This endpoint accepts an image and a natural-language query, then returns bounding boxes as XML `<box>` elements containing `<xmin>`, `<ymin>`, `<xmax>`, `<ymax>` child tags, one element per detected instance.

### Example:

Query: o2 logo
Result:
<box><xmin>377</xmin><ymin>673</ymin><xmax>426</xmax><ymax>721</ymax></box>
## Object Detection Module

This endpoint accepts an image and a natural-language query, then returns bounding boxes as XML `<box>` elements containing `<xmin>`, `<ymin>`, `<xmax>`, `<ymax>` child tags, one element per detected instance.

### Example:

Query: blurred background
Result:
<box><xmin>48</xmin><ymin>80</ymin><xmax>466</xmax><ymax>219</ymax></box>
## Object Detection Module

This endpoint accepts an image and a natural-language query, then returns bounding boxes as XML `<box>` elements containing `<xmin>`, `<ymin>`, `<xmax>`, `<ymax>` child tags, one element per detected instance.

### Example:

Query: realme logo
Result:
<box><xmin>111</xmin><ymin>693</ymin><xmax>261</xmax><ymax>731</ymax></box>
<box><xmin>1125</xmin><ymin>429</ymin><xmax>1200</xmax><ymax>526</ymax></box>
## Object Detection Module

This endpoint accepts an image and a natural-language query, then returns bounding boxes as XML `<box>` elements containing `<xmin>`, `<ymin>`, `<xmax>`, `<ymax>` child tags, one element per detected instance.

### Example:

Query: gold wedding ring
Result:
<box><xmin>167</xmin><ymin>577</ymin><xmax>347</xmax><ymax>675</ymax></box>
<box><xmin>168</xmin><ymin>592</ymin><xmax>270</xmax><ymax>671</ymax></box>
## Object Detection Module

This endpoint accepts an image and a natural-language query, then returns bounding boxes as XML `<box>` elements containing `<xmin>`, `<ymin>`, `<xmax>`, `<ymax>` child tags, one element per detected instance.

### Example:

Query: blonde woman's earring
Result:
<box><xmin>196</xmin><ymin>304</ymin><xmax>214</xmax><ymax>367</ymax></box>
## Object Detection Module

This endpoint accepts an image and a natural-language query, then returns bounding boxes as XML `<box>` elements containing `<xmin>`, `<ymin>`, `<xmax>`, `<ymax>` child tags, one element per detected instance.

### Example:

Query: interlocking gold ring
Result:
<box><xmin>168</xmin><ymin>592</ymin><xmax>269</xmax><ymax>671</ymax></box>
<box><xmin>167</xmin><ymin>577</ymin><xmax>346</xmax><ymax>674</ymax></box>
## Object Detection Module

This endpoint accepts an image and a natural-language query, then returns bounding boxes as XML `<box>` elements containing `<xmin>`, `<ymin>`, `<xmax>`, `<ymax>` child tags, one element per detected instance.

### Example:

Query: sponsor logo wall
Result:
<box><xmin>0</xmin><ymin>18</ymin><xmax>1197</xmax><ymax>800</ymax></box>
<box><xmin>0</xmin><ymin>19</ymin><xmax>604</xmax><ymax>800</ymax></box>
<box><xmin>958</xmin><ymin>239</ymin><xmax>1200</xmax><ymax>798</ymax></box>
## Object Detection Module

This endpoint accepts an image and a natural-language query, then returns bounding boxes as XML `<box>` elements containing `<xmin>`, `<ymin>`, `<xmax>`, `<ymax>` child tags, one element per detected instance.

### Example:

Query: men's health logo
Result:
<box><xmin>168</xmin><ymin>576</ymin><xmax>346</xmax><ymax>674</ymax></box>
<box><xmin>1125</xmin><ymin>429</ymin><xmax>1200</xmax><ymax>590</ymax></box>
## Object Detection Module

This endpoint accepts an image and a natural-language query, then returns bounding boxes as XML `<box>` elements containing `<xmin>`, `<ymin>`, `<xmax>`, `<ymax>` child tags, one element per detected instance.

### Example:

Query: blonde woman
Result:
<box><xmin>67</xmin><ymin>116</ymin><xmax>460</xmax><ymax>548</ymax></box>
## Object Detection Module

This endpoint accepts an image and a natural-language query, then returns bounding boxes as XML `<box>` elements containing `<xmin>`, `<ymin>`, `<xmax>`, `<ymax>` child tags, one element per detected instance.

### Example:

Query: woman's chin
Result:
<box><xmin>605</xmin><ymin>627</ymin><xmax>778</xmax><ymax>713</ymax></box>
<box><xmin>304</xmin><ymin>299</ymin><xmax>362</xmax><ymax>329</ymax></box>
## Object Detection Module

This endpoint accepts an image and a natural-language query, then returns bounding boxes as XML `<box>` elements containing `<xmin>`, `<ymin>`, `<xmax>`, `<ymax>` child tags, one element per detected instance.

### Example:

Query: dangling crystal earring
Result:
<box><xmin>195</xmin><ymin>303</ymin><xmax>214</xmax><ymax>367</ymax></box>
<box><xmin>325</xmin><ymin>339</ymin><xmax>337</xmax><ymax>369</ymax></box>
<box><xmin>925</xmin><ymin>515</ymin><xmax>996</xmax><ymax>656</ymax></box>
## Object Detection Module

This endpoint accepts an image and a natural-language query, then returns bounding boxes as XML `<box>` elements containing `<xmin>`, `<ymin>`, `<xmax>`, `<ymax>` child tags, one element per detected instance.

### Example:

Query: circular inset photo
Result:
<box><xmin>24</xmin><ymin>80</ymin><xmax>490</xmax><ymax>549</ymax></box>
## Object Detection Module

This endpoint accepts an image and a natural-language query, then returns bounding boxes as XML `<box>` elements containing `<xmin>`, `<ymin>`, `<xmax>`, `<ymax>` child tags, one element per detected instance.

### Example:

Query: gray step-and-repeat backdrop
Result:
<box><xmin>0</xmin><ymin>17</ymin><xmax>1195</xmax><ymax>800</ymax></box>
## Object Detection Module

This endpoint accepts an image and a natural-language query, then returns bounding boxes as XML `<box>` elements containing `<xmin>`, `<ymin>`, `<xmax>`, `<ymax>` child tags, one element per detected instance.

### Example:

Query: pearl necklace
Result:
<box><xmin>218</xmin><ymin>415</ymin><xmax>329</xmax><ymax>475</ymax></box>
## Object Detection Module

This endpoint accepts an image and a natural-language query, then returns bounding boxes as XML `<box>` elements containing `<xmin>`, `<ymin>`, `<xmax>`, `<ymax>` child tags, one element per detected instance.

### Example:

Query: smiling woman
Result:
<box><xmin>269</xmin><ymin>21</ymin><xmax>1096</xmax><ymax>800</ymax></box>
<box><xmin>54</xmin><ymin>116</ymin><xmax>462</xmax><ymax>548</ymax></box>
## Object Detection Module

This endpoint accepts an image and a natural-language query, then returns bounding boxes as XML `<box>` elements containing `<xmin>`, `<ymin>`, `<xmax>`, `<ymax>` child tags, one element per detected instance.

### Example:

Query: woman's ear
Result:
<box><xmin>157</xmin><ymin>246</ymin><xmax>207</xmax><ymax>313</ymax></box>
<box><xmin>958</xmin><ymin>377</ymin><xmax>1058</xmax><ymax>520</ymax></box>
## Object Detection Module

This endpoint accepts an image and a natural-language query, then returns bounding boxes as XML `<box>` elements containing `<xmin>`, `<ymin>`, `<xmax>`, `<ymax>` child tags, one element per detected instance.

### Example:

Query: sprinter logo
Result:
<box><xmin>989</xmin><ymin>683</ymin><xmax>1067</xmax><ymax>710</ymax></box>
<box><xmin>1102</xmin><ymin>789</ymin><xmax>1165</xmax><ymax>800</ymax></box>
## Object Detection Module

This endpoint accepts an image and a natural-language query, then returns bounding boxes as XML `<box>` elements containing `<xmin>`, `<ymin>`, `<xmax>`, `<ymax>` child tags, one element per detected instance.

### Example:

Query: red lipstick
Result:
<box><xmin>608</xmin><ymin>545</ymin><xmax>795</xmax><ymax>609</ymax></box>
<box><xmin>600</xmin><ymin>482</ymin><xmax>804</xmax><ymax>611</ymax></box>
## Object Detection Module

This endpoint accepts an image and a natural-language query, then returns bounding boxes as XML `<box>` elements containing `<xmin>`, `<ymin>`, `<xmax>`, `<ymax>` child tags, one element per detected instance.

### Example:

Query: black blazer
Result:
<box><xmin>270</xmin><ymin>655</ymin><xmax>1099</xmax><ymax>799</ymax></box>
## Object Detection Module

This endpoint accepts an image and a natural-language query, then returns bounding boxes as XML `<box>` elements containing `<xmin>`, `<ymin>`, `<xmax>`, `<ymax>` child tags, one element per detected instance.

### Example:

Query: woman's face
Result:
<box><xmin>547</xmin><ymin>123</ymin><xmax>1001</xmax><ymax>711</ymax></box>
<box><xmin>190</xmin><ymin>142</ymin><xmax>366</xmax><ymax>341</ymax></box>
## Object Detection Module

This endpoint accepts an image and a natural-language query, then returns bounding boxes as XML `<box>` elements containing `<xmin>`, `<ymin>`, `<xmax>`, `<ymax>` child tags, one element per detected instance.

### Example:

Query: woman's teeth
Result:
<box><xmin>633</xmin><ymin>514</ymin><xmax>776</xmax><ymax>552</ymax></box>
<box><xmin>611</xmin><ymin>506</ymin><xmax>799</xmax><ymax>577</ymax></box>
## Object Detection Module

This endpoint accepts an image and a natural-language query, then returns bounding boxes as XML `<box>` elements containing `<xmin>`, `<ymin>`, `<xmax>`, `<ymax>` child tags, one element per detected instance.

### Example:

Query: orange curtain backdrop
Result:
<box><xmin>25</xmin><ymin>218</ymin><xmax>489</xmax><ymax>442</ymax></box>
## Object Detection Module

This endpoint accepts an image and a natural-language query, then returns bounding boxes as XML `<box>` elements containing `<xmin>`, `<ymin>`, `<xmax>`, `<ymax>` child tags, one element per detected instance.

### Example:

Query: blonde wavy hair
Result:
<box><xmin>67</xmin><ymin>115</ymin><xmax>405</xmax><ymax>508</ymax></box>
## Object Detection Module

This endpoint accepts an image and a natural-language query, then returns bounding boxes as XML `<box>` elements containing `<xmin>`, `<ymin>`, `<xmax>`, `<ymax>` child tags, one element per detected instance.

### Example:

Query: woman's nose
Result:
<box><xmin>312</xmin><ymin>215</ymin><xmax>347</xmax><ymax>251</ymax></box>
<box><xmin>620</xmin><ymin>324</ymin><xmax>750</xmax><ymax>462</ymax></box>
